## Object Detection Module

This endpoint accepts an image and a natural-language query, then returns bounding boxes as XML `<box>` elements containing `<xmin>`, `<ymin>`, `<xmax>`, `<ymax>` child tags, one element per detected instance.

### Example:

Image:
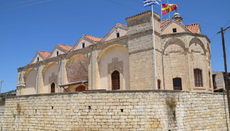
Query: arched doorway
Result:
<box><xmin>112</xmin><ymin>71</ymin><xmax>120</xmax><ymax>90</ymax></box>
<box><xmin>75</xmin><ymin>85</ymin><xmax>86</xmax><ymax>92</ymax></box>
<box><xmin>173</xmin><ymin>78</ymin><xmax>182</xmax><ymax>90</ymax></box>
<box><xmin>51</xmin><ymin>83</ymin><xmax>55</xmax><ymax>93</ymax></box>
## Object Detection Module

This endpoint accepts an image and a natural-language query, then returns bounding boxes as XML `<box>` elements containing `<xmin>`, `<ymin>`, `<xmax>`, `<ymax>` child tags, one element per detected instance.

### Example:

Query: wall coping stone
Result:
<box><xmin>6</xmin><ymin>89</ymin><xmax>223</xmax><ymax>99</ymax></box>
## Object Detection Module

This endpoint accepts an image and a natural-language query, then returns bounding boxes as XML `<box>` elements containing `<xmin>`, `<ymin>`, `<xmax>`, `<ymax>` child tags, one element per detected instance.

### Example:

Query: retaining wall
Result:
<box><xmin>0</xmin><ymin>90</ymin><xmax>229</xmax><ymax>131</ymax></box>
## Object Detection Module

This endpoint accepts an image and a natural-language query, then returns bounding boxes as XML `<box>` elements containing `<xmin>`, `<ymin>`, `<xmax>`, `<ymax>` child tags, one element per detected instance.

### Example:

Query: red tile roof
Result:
<box><xmin>160</xmin><ymin>19</ymin><xmax>200</xmax><ymax>34</ymax></box>
<box><xmin>185</xmin><ymin>23</ymin><xmax>200</xmax><ymax>33</ymax></box>
<box><xmin>38</xmin><ymin>51</ymin><xmax>51</xmax><ymax>58</ymax></box>
<box><xmin>160</xmin><ymin>19</ymin><xmax>171</xmax><ymax>30</ymax></box>
<box><xmin>117</xmin><ymin>23</ymin><xmax>127</xmax><ymax>27</ymax></box>
<box><xmin>83</xmin><ymin>34</ymin><xmax>102</xmax><ymax>42</ymax></box>
<box><xmin>100</xmin><ymin>23</ymin><xmax>127</xmax><ymax>42</ymax></box>
<box><xmin>57</xmin><ymin>44</ymin><xmax>73</xmax><ymax>51</ymax></box>
<box><xmin>160</xmin><ymin>19</ymin><xmax>169</xmax><ymax>26</ymax></box>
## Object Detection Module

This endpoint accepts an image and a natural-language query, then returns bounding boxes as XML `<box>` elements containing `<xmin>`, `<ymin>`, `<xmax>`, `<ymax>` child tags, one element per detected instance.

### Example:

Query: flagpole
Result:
<box><xmin>160</xmin><ymin>2</ymin><xmax>166</xmax><ymax>90</ymax></box>
<box><xmin>151</xmin><ymin>5</ymin><xmax>158</xmax><ymax>90</ymax></box>
<box><xmin>167</xmin><ymin>0</ymin><xmax>170</xmax><ymax>20</ymax></box>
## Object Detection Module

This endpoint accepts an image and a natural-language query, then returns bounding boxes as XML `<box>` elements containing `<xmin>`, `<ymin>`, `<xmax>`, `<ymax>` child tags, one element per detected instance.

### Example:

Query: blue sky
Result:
<box><xmin>0</xmin><ymin>0</ymin><xmax>229</xmax><ymax>93</ymax></box>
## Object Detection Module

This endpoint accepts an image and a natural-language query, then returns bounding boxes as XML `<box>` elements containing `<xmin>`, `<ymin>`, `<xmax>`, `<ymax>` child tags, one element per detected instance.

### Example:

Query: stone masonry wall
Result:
<box><xmin>0</xmin><ymin>90</ymin><xmax>229</xmax><ymax>131</ymax></box>
<box><xmin>213</xmin><ymin>71</ymin><xmax>225</xmax><ymax>89</ymax></box>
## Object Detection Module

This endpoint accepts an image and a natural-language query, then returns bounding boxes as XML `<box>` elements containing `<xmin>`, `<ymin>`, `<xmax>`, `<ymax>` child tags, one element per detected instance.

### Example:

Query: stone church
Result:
<box><xmin>16</xmin><ymin>10</ymin><xmax>213</xmax><ymax>96</ymax></box>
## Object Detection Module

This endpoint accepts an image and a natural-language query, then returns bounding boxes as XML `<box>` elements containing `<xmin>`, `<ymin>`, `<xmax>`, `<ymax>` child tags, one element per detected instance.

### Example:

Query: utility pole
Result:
<box><xmin>0</xmin><ymin>80</ymin><xmax>4</xmax><ymax>94</ymax></box>
<box><xmin>217</xmin><ymin>26</ymin><xmax>230</xmax><ymax>120</ymax></box>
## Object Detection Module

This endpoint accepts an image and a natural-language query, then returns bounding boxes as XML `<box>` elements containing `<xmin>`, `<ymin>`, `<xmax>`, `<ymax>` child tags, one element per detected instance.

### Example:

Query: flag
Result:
<box><xmin>162</xmin><ymin>4</ymin><xmax>178</xmax><ymax>15</ymax></box>
<box><xmin>144</xmin><ymin>0</ymin><xmax>160</xmax><ymax>7</ymax></box>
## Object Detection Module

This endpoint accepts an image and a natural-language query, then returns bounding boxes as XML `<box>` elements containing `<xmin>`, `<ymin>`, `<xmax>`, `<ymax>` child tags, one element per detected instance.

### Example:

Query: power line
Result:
<box><xmin>223</xmin><ymin>20</ymin><xmax>230</xmax><ymax>28</ymax></box>
<box><xmin>0</xmin><ymin>0</ymin><xmax>10</xmax><ymax>3</ymax></box>
<box><xmin>128</xmin><ymin>0</ymin><xmax>219</xmax><ymax>29</ymax></box>
<box><xmin>0</xmin><ymin>0</ymin><xmax>36</xmax><ymax>9</ymax></box>
<box><xmin>106</xmin><ymin>0</ymin><xmax>223</xmax><ymax>44</ymax></box>
<box><xmin>210</xmin><ymin>20</ymin><xmax>230</xmax><ymax>41</ymax></box>
<box><xmin>210</xmin><ymin>33</ymin><xmax>218</xmax><ymax>41</ymax></box>
<box><xmin>105</xmin><ymin>0</ymin><xmax>141</xmax><ymax>12</ymax></box>
<box><xmin>200</xmin><ymin>26</ymin><xmax>219</xmax><ymax>30</ymax></box>
<box><xmin>0</xmin><ymin>0</ymin><xmax>53</xmax><ymax>12</ymax></box>
<box><xmin>128</xmin><ymin>0</ymin><xmax>142</xmax><ymax>4</ymax></box>
<box><xmin>183</xmin><ymin>16</ymin><xmax>220</xmax><ymax>28</ymax></box>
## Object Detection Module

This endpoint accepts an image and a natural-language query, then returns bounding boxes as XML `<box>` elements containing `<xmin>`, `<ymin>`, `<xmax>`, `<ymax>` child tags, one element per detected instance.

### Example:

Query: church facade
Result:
<box><xmin>16</xmin><ymin>11</ymin><xmax>213</xmax><ymax>96</ymax></box>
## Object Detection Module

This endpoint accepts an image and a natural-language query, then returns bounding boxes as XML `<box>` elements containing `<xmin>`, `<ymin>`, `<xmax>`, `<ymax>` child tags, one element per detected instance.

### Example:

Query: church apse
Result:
<box><xmin>66</xmin><ymin>54</ymin><xmax>88</xmax><ymax>83</ymax></box>
<box><xmin>163</xmin><ymin>38</ymin><xmax>189</xmax><ymax>90</ymax></box>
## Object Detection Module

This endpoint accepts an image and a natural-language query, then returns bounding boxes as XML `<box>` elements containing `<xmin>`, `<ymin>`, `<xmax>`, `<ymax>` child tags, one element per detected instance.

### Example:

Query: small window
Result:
<box><xmin>82</xmin><ymin>43</ymin><xmax>85</xmax><ymax>48</ymax></box>
<box><xmin>56</xmin><ymin>51</ymin><xmax>59</xmax><ymax>56</ymax></box>
<box><xmin>173</xmin><ymin>78</ymin><xmax>182</xmax><ymax>90</ymax></box>
<box><xmin>173</xmin><ymin>28</ymin><xmax>177</xmax><ymax>33</ymax></box>
<box><xmin>37</xmin><ymin>57</ymin><xmax>39</xmax><ymax>62</ymax></box>
<box><xmin>116</xmin><ymin>32</ymin><xmax>120</xmax><ymax>38</ymax></box>
<box><xmin>194</xmin><ymin>69</ymin><xmax>203</xmax><ymax>87</ymax></box>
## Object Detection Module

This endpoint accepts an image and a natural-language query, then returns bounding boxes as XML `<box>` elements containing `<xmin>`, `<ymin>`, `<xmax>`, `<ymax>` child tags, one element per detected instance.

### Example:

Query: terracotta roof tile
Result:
<box><xmin>38</xmin><ymin>51</ymin><xmax>51</xmax><ymax>58</ymax></box>
<box><xmin>160</xmin><ymin>19</ymin><xmax>200</xmax><ymax>34</ymax></box>
<box><xmin>160</xmin><ymin>19</ymin><xmax>169</xmax><ymax>26</ymax></box>
<box><xmin>100</xmin><ymin>23</ymin><xmax>127</xmax><ymax>42</ymax></box>
<box><xmin>83</xmin><ymin>34</ymin><xmax>102</xmax><ymax>42</ymax></box>
<box><xmin>57</xmin><ymin>44</ymin><xmax>73</xmax><ymax>51</ymax></box>
<box><xmin>160</xmin><ymin>19</ymin><xmax>183</xmax><ymax>28</ymax></box>
<box><xmin>185</xmin><ymin>23</ymin><xmax>200</xmax><ymax>33</ymax></box>
<box><xmin>117</xmin><ymin>23</ymin><xmax>127</xmax><ymax>27</ymax></box>
<box><xmin>160</xmin><ymin>19</ymin><xmax>171</xmax><ymax>30</ymax></box>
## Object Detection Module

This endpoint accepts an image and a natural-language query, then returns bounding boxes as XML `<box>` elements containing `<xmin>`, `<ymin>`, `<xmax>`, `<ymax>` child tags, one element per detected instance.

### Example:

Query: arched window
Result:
<box><xmin>75</xmin><ymin>85</ymin><xmax>86</xmax><ymax>92</ymax></box>
<box><xmin>173</xmin><ymin>78</ymin><xmax>182</xmax><ymax>90</ymax></box>
<box><xmin>194</xmin><ymin>69</ymin><xmax>203</xmax><ymax>87</ymax></box>
<box><xmin>57</xmin><ymin>51</ymin><xmax>59</xmax><ymax>56</ymax></box>
<box><xmin>51</xmin><ymin>83</ymin><xmax>55</xmax><ymax>93</ymax></box>
<box><xmin>37</xmin><ymin>57</ymin><xmax>39</xmax><ymax>62</ymax></box>
<box><xmin>157</xmin><ymin>79</ymin><xmax>161</xmax><ymax>90</ymax></box>
<box><xmin>112</xmin><ymin>71</ymin><xmax>120</xmax><ymax>90</ymax></box>
<box><xmin>82</xmin><ymin>43</ymin><xmax>85</xmax><ymax>48</ymax></box>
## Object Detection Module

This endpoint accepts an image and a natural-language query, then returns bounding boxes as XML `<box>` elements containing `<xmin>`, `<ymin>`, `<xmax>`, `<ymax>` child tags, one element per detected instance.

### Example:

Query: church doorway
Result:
<box><xmin>157</xmin><ymin>79</ymin><xmax>161</xmax><ymax>90</ymax></box>
<box><xmin>173</xmin><ymin>78</ymin><xmax>182</xmax><ymax>90</ymax></box>
<box><xmin>51</xmin><ymin>83</ymin><xmax>55</xmax><ymax>93</ymax></box>
<box><xmin>75</xmin><ymin>85</ymin><xmax>86</xmax><ymax>92</ymax></box>
<box><xmin>112</xmin><ymin>71</ymin><xmax>120</xmax><ymax>90</ymax></box>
